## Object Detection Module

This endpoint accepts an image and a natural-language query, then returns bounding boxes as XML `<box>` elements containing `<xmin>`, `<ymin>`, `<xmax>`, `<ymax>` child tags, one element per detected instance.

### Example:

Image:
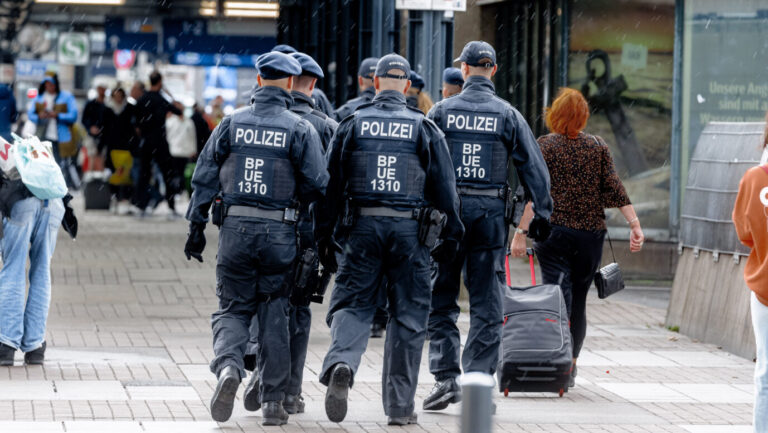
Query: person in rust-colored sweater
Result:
<box><xmin>733</xmin><ymin>150</ymin><xmax>768</xmax><ymax>432</ymax></box>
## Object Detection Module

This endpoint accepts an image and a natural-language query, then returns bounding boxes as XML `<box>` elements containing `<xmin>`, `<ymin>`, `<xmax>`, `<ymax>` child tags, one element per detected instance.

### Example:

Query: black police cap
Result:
<box><xmin>359</xmin><ymin>57</ymin><xmax>379</xmax><ymax>79</ymax></box>
<box><xmin>409</xmin><ymin>71</ymin><xmax>425</xmax><ymax>90</ymax></box>
<box><xmin>375</xmin><ymin>54</ymin><xmax>411</xmax><ymax>80</ymax></box>
<box><xmin>272</xmin><ymin>44</ymin><xmax>298</xmax><ymax>54</ymax></box>
<box><xmin>442</xmin><ymin>67</ymin><xmax>464</xmax><ymax>86</ymax></box>
<box><xmin>454</xmin><ymin>41</ymin><xmax>496</xmax><ymax>68</ymax></box>
<box><xmin>291</xmin><ymin>52</ymin><xmax>324</xmax><ymax>79</ymax></box>
<box><xmin>257</xmin><ymin>52</ymin><xmax>302</xmax><ymax>80</ymax></box>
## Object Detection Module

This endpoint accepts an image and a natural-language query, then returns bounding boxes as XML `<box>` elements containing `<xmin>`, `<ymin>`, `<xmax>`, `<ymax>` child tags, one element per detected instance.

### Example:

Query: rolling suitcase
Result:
<box><xmin>498</xmin><ymin>248</ymin><xmax>572</xmax><ymax>397</ymax></box>
<box><xmin>83</xmin><ymin>171</ymin><xmax>112</xmax><ymax>210</ymax></box>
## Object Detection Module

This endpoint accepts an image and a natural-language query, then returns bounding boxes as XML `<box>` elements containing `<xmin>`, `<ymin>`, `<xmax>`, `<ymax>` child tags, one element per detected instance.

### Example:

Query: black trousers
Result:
<box><xmin>428</xmin><ymin>196</ymin><xmax>507</xmax><ymax>380</ymax></box>
<box><xmin>320</xmin><ymin>216</ymin><xmax>431</xmax><ymax>418</ymax></box>
<box><xmin>136</xmin><ymin>138</ymin><xmax>180</xmax><ymax>211</ymax></box>
<box><xmin>243</xmin><ymin>217</ymin><xmax>315</xmax><ymax>397</ymax></box>
<box><xmin>533</xmin><ymin>225</ymin><xmax>605</xmax><ymax>358</ymax></box>
<box><xmin>210</xmin><ymin>216</ymin><xmax>297</xmax><ymax>403</ymax></box>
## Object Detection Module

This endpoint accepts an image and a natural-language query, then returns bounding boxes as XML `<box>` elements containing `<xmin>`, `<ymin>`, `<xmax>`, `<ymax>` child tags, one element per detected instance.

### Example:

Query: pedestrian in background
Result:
<box><xmin>165</xmin><ymin>100</ymin><xmax>196</xmax><ymax>203</ymax></box>
<box><xmin>441</xmin><ymin>67</ymin><xmax>464</xmax><ymax>99</ymax></box>
<box><xmin>512</xmin><ymin>87</ymin><xmax>644</xmax><ymax>387</ymax></box>
<box><xmin>406</xmin><ymin>71</ymin><xmax>434</xmax><ymax>114</ymax></box>
<box><xmin>106</xmin><ymin>87</ymin><xmax>139</xmax><ymax>213</ymax></box>
<box><xmin>0</xmin><ymin>82</ymin><xmax>18</xmax><ymax>141</ymax></box>
<box><xmin>82</xmin><ymin>82</ymin><xmax>114</xmax><ymax>170</ymax></box>
<box><xmin>27</xmin><ymin>74</ymin><xmax>79</xmax><ymax>189</ymax></box>
<box><xmin>135</xmin><ymin>71</ymin><xmax>182</xmax><ymax>217</ymax></box>
<box><xmin>732</xmin><ymin>112</ymin><xmax>768</xmax><ymax>433</ymax></box>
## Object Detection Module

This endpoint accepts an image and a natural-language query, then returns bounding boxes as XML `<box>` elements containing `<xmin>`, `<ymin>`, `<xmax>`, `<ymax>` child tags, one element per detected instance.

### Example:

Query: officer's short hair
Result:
<box><xmin>149</xmin><ymin>71</ymin><xmax>162</xmax><ymax>87</ymax></box>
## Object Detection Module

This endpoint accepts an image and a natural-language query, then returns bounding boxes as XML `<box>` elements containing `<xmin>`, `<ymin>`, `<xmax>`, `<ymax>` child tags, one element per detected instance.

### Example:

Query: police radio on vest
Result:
<box><xmin>446</xmin><ymin>113</ymin><xmax>498</xmax><ymax>132</ymax></box>
<box><xmin>235</xmin><ymin>127</ymin><xmax>287</xmax><ymax>148</ymax></box>
<box><xmin>360</xmin><ymin>120</ymin><xmax>414</xmax><ymax>139</ymax></box>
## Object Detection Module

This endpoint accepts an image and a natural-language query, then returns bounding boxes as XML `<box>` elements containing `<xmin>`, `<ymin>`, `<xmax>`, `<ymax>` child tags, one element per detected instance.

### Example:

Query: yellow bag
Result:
<box><xmin>108</xmin><ymin>150</ymin><xmax>133</xmax><ymax>186</ymax></box>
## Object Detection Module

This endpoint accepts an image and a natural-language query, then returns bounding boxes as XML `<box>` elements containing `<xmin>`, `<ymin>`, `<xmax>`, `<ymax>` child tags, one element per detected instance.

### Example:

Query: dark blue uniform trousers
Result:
<box><xmin>210</xmin><ymin>216</ymin><xmax>297</xmax><ymax>403</ymax></box>
<box><xmin>428</xmin><ymin>196</ymin><xmax>507</xmax><ymax>380</ymax></box>
<box><xmin>320</xmin><ymin>216</ymin><xmax>431</xmax><ymax>418</ymax></box>
<box><xmin>242</xmin><ymin>217</ymin><xmax>314</xmax><ymax>397</ymax></box>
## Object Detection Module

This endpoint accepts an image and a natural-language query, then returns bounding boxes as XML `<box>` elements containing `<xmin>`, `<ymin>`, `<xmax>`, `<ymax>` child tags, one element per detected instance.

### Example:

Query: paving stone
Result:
<box><xmin>125</xmin><ymin>386</ymin><xmax>199</xmax><ymax>401</ymax></box>
<box><xmin>54</xmin><ymin>381</ymin><xmax>128</xmax><ymax>401</ymax></box>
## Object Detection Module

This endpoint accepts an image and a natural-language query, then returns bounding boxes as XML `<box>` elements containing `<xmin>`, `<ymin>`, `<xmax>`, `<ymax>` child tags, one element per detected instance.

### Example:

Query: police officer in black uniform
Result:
<box><xmin>272</xmin><ymin>44</ymin><xmax>336</xmax><ymax>117</ymax></box>
<box><xmin>333</xmin><ymin>57</ymin><xmax>379</xmax><ymax>121</ymax></box>
<box><xmin>184</xmin><ymin>51</ymin><xmax>328</xmax><ymax>426</ymax></box>
<box><xmin>423</xmin><ymin>41</ymin><xmax>553</xmax><ymax>411</ymax></box>
<box><xmin>316</xmin><ymin>54</ymin><xmax>464</xmax><ymax>426</ymax></box>
<box><xmin>441</xmin><ymin>67</ymin><xmax>464</xmax><ymax>99</ymax></box>
<box><xmin>241</xmin><ymin>52</ymin><xmax>338</xmax><ymax>416</ymax></box>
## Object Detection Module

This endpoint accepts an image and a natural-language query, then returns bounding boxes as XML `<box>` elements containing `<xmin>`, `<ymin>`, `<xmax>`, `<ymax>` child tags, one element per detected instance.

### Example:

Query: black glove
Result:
<box><xmin>431</xmin><ymin>238</ymin><xmax>459</xmax><ymax>264</ymax></box>
<box><xmin>61</xmin><ymin>194</ymin><xmax>78</xmax><ymax>240</ymax></box>
<box><xmin>184</xmin><ymin>222</ymin><xmax>206</xmax><ymax>262</ymax></box>
<box><xmin>317</xmin><ymin>237</ymin><xmax>341</xmax><ymax>274</ymax></box>
<box><xmin>528</xmin><ymin>217</ymin><xmax>552</xmax><ymax>242</ymax></box>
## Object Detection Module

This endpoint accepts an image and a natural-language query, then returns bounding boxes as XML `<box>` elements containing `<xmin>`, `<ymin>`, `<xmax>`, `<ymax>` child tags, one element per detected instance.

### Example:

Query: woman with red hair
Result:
<box><xmin>511</xmin><ymin>87</ymin><xmax>644</xmax><ymax>387</ymax></box>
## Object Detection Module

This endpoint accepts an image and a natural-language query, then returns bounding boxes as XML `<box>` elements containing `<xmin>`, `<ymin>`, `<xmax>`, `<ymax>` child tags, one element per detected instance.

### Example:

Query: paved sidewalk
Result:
<box><xmin>0</xmin><ymin>199</ymin><xmax>756</xmax><ymax>432</ymax></box>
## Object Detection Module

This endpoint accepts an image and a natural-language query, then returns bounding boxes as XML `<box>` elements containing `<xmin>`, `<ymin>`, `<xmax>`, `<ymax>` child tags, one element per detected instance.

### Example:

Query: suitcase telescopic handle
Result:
<box><xmin>526</xmin><ymin>248</ymin><xmax>536</xmax><ymax>285</ymax></box>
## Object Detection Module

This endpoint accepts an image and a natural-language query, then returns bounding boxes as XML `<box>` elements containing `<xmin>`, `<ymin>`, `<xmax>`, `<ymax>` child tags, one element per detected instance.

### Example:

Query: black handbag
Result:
<box><xmin>594</xmin><ymin>233</ymin><xmax>625</xmax><ymax>299</ymax></box>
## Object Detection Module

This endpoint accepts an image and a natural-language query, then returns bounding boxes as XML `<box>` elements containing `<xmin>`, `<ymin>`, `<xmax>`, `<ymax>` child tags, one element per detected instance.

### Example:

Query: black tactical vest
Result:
<box><xmin>219</xmin><ymin>107</ymin><xmax>299</xmax><ymax>209</ymax></box>
<box><xmin>441</xmin><ymin>106</ymin><xmax>508</xmax><ymax>189</ymax></box>
<box><xmin>347</xmin><ymin>105</ymin><xmax>426</xmax><ymax>207</ymax></box>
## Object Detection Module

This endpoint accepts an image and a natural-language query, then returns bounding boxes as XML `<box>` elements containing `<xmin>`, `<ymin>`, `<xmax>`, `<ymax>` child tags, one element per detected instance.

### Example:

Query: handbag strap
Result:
<box><xmin>606</xmin><ymin>230</ymin><xmax>617</xmax><ymax>263</ymax></box>
<box><xmin>593</xmin><ymin>134</ymin><xmax>619</xmax><ymax>264</ymax></box>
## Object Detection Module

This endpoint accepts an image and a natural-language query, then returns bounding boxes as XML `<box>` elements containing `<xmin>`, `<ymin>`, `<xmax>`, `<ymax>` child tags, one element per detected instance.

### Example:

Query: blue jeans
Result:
<box><xmin>0</xmin><ymin>197</ymin><xmax>64</xmax><ymax>352</ymax></box>
<box><xmin>752</xmin><ymin>292</ymin><xmax>768</xmax><ymax>433</ymax></box>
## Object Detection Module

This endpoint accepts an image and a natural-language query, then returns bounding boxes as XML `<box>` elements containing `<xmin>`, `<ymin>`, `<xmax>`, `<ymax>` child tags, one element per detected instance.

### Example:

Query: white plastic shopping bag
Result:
<box><xmin>12</xmin><ymin>133</ymin><xmax>68</xmax><ymax>200</ymax></box>
<box><xmin>0</xmin><ymin>135</ymin><xmax>17</xmax><ymax>177</ymax></box>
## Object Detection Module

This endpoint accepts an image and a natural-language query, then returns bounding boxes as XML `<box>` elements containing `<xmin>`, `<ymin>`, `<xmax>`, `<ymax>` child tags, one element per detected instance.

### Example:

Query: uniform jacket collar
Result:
<box><xmin>290</xmin><ymin>91</ymin><xmax>315</xmax><ymax>114</ymax></box>
<box><xmin>462</xmin><ymin>75</ymin><xmax>496</xmax><ymax>94</ymax></box>
<box><xmin>250</xmin><ymin>86</ymin><xmax>294</xmax><ymax>113</ymax></box>
<box><xmin>371</xmin><ymin>90</ymin><xmax>407</xmax><ymax>109</ymax></box>
<box><xmin>360</xmin><ymin>86</ymin><xmax>376</xmax><ymax>101</ymax></box>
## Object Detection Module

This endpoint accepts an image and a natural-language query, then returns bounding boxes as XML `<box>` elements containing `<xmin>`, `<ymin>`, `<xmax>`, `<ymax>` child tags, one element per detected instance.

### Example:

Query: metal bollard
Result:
<box><xmin>459</xmin><ymin>372</ymin><xmax>495</xmax><ymax>433</ymax></box>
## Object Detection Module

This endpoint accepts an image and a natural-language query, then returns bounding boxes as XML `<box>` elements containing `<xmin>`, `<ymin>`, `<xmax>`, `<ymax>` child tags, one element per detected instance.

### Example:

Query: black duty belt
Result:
<box><xmin>457</xmin><ymin>186</ymin><xmax>505</xmax><ymax>199</ymax></box>
<box><xmin>358</xmin><ymin>207</ymin><xmax>420</xmax><ymax>219</ymax></box>
<box><xmin>227</xmin><ymin>205</ymin><xmax>298</xmax><ymax>223</ymax></box>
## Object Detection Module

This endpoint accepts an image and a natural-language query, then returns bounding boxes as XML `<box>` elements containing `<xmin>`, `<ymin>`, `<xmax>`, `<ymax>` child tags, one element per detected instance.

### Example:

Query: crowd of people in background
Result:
<box><xmin>0</xmin><ymin>70</ymin><xmax>218</xmax><ymax>218</ymax></box>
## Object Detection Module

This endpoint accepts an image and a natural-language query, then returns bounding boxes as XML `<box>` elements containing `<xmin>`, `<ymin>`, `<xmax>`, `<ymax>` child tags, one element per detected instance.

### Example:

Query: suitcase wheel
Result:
<box><xmin>504</xmin><ymin>388</ymin><xmax>509</xmax><ymax>397</ymax></box>
<box><xmin>558</xmin><ymin>388</ymin><xmax>564</xmax><ymax>397</ymax></box>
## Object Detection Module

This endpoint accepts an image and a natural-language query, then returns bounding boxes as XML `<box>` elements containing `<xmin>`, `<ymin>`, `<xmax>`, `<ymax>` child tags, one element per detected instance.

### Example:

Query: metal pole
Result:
<box><xmin>371</xmin><ymin>0</ymin><xmax>383</xmax><ymax>57</ymax></box>
<box><xmin>669</xmin><ymin>0</ymin><xmax>684</xmax><ymax>239</ymax></box>
<box><xmin>460</xmin><ymin>372</ymin><xmax>495</xmax><ymax>433</ymax></box>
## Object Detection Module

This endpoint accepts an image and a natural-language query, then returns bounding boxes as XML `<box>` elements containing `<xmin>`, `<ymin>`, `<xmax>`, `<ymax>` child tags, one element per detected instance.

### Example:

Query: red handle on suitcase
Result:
<box><xmin>505</xmin><ymin>248</ymin><xmax>537</xmax><ymax>286</ymax></box>
<box><xmin>527</xmin><ymin>248</ymin><xmax>536</xmax><ymax>285</ymax></box>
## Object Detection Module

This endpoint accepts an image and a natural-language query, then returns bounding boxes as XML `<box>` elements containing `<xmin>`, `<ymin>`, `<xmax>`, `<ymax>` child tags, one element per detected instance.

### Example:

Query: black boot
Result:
<box><xmin>370</xmin><ymin>322</ymin><xmax>384</xmax><ymax>338</ymax></box>
<box><xmin>262</xmin><ymin>401</ymin><xmax>289</xmax><ymax>426</ymax></box>
<box><xmin>423</xmin><ymin>377</ymin><xmax>462</xmax><ymax>411</ymax></box>
<box><xmin>210</xmin><ymin>366</ymin><xmax>241</xmax><ymax>422</ymax></box>
<box><xmin>569</xmin><ymin>364</ymin><xmax>577</xmax><ymax>388</ymax></box>
<box><xmin>388</xmin><ymin>413</ymin><xmax>418</xmax><ymax>426</ymax></box>
<box><xmin>24</xmin><ymin>342</ymin><xmax>46</xmax><ymax>365</ymax></box>
<box><xmin>0</xmin><ymin>343</ymin><xmax>14</xmax><ymax>367</ymax></box>
<box><xmin>243</xmin><ymin>370</ymin><xmax>261</xmax><ymax>412</ymax></box>
<box><xmin>283</xmin><ymin>394</ymin><xmax>305</xmax><ymax>414</ymax></box>
<box><xmin>325</xmin><ymin>363</ymin><xmax>352</xmax><ymax>422</ymax></box>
